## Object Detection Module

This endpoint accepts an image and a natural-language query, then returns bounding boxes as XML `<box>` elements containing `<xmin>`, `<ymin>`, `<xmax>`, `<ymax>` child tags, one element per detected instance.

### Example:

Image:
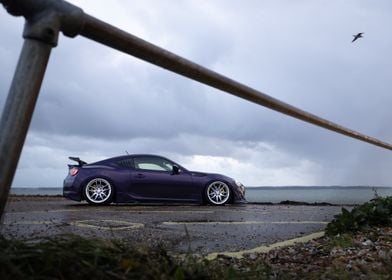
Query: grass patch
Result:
<box><xmin>327</xmin><ymin>233</ymin><xmax>354</xmax><ymax>249</ymax></box>
<box><xmin>0</xmin><ymin>235</ymin><xmax>210</xmax><ymax>279</ymax></box>
<box><xmin>0</xmin><ymin>234</ymin><xmax>273</xmax><ymax>279</ymax></box>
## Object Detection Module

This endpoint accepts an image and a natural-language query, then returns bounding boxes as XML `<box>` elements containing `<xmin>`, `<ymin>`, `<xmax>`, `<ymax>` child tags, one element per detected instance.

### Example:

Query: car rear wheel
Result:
<box><xmin>84</xmin><ymin>178</ymin><xmax>113</xmax><ymax>205</ymax></box>
<box><xmin>205</xmin><ymin>181</ymin><xmax>231</xmax><ymax>205</ymax></box>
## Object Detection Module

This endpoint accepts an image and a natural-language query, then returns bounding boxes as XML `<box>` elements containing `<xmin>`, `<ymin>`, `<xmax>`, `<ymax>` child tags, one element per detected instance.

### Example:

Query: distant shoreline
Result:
<box><xmin>247</xmin><ymin>186</ymin><xmax>392</xmax><ymax>189</ymax></box>
<box><xmin>7</xmin><ymin>195</ymin><xmax>358</xmax><ymax>206</ymax></box>
<box><xmin>9</xmin><ymin>186</ymin><xmax>392</xmax><ymax>205</ymax></box>
<box><xmin>11</xmin><ymin>186</ymin><xmax>392</xmax><ymax>188</ymax></box>
<box><xmin>9</xmin><ymin>194</ymin><xmax>63</xmax><ymax>197</ymax></box>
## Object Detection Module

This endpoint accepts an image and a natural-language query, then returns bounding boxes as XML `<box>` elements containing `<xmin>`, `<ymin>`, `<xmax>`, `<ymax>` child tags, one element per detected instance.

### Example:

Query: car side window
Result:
<box><xmin>134</xmin><ymin>156</ymin><xmax>174</xmax><ymax>172</ymax></box>
<box><xmin>117</xmin><ymin>159</ymin><xmax>135</xmax><ymax>169</ymax></box>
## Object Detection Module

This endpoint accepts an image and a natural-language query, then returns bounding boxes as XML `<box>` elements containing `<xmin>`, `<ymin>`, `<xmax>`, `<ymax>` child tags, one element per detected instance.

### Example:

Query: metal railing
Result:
<box><xmin>0</xmin><ymin>0</ymin><xmax>391</xmax><ymax>218</ymax></box>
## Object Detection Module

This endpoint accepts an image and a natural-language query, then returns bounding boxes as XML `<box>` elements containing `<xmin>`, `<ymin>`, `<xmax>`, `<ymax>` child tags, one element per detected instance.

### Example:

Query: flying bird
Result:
<box><xmin>352</xmin><ymin>32</ymin><xmax>364</xmax><ymax>43</ymax></box>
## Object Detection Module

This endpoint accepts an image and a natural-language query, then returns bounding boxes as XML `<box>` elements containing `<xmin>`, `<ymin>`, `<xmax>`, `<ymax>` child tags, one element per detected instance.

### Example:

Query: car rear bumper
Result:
<box><xmin>63</xmin><ymin>177</ymin><xmax>82</xmax><ymax>201</ymax></box>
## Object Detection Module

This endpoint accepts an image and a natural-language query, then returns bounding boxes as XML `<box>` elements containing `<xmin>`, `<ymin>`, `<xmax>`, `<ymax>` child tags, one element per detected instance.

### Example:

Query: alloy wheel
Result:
<box><xmin>85</xmin><ymin>178</ymin><xmax>112</xmax><ymax>204</ymax></box>
<box><xmin>206</xmin><ymin>181</ymin><xmax>230</xmax><ymax>205</ymax></box>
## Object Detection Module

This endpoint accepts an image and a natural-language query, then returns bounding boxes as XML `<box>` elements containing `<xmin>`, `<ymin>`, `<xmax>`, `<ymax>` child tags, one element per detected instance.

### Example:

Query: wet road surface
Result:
<box><xmin>1</xmin><ymin>197</ymin><xmax>344</xmax><ymax>255</ymax></box>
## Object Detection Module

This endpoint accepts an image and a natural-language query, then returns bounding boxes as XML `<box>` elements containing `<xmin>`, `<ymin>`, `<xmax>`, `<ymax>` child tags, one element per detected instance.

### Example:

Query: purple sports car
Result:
<box><xmin>63</xmin><ymin>154</ymin><xmax>246</xmax><ymax>205</ymax></box>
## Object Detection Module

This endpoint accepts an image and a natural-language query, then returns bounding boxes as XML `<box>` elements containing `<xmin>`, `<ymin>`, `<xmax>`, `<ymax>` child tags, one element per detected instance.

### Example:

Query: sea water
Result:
<box><xmin>10</xmin><ymin>187</ymin><xmax>63</xmax><ymax>196</ymax></box>
<box><xmin>10</xmin><ymin>186</ymin><xmax>392</xmax><ymax>205</ymax></box>
<box><xmin>246</xmin><ymin>186</ymin><xmax>392</xmax><ymax>205</ymax></box>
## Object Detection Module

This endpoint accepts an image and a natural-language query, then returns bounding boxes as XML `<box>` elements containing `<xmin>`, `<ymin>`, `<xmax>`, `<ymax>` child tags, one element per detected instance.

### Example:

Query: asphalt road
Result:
<box><xmin>1</xmin><ymin>197</ymin><xmax>345</xmax><ymax>256</ymax></box>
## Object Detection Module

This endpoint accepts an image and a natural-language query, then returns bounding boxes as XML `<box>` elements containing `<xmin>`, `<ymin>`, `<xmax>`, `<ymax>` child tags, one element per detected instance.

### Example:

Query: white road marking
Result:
<box><xmin>206</xmin><ymin>231</ymin><xmax>325</xmax><ymax>260</ymax></box>
<box><xmin>71</xmin><ymin>220</ymin><xmax>144</xmax><ymax>230</ymax></box>
<box><xmin>162</xmin><ymin>221</ymin><xmax>328</xmax><ymax>225</ymax></box>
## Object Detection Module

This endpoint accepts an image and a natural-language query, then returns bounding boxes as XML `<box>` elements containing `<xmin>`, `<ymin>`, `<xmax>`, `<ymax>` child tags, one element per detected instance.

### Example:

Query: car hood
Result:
<box><xmin>190</xmin><ymin>171</ymin><xmax>208</xmax><ymax>177</ymax></box>
<box><xmin>190</xmin><ymin>171</ymin><xmax>234</xmax><ymax>182</ymax></box>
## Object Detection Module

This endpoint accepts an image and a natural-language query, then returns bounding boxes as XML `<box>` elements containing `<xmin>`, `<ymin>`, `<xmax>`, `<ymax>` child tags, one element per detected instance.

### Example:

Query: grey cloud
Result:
<box><xmin>2</xmin><ymin>1</ymin><xmax>392</xmax><ymax>187</ymax></box>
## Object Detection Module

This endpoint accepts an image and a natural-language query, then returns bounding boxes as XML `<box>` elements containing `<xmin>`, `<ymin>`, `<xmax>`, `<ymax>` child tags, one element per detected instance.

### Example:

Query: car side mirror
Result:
<box><xmin>171</xmin><ymin>165</ymin><xmax>180</xmax><ymax>175</ymax></box>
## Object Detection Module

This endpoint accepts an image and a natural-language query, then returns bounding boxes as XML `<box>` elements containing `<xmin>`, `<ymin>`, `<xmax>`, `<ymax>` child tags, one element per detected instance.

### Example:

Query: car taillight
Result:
<box><xmin>70</xmin><ymin>167</ymin><xmax>79</xmax><ymax>176</ymax></box>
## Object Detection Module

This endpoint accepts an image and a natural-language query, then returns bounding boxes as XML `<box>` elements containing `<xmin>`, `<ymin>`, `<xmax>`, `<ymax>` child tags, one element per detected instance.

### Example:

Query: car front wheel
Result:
<box><xmin>205</xmin><ymin>181</ymin><xmax>231</xmax><ymax>205</ymax></box>
<box><xmin>84</xmin><ymin>178</ymin><xmax>113</xmax><ymax>205</ymax></box>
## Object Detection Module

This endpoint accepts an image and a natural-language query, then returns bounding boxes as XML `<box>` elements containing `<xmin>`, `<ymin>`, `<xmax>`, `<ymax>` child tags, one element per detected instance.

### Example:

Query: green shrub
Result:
<box><xmin>326</xmin><ymin>196</ymin><xmax>392</xmax><ymax>236</ymax></box>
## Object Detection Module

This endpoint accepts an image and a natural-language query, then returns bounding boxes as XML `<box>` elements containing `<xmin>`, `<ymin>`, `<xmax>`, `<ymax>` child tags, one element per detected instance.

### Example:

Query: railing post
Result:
<box><xmin>0</xmin><ymin>0</ymin><xmax>84</xmax><ymax>219</ymax></box>
<box><xmin>0</xmin><ymin>40</ymin><xmax>53</xmax><ymax>217</ymax></box>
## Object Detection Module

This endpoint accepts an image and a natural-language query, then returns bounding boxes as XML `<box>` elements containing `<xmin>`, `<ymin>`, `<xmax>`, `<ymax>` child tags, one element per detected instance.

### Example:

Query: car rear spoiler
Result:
<box><xmin>68</xmin><ymin>157</ymin><xmax>87</xmax><ymax>166</ymax></box>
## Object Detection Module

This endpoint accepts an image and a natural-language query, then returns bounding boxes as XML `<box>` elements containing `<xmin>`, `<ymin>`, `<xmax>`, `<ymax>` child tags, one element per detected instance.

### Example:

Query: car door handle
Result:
<box><xmin>135</xmin><ymin>174</ymin><xmax>145</xmax><ymax>179</ymax></box>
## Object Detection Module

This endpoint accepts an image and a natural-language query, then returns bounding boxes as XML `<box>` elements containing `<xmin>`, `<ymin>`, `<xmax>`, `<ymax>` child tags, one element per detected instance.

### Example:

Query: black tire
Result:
<box><xmin>84</xmin><ymin>178</ymin><xmax>114</xmax><ymax>205</ymax></box>
<box><xmin>205</xmin><ymin>181</ymin><xmax>231</xmax><ymax>205</ymax></box>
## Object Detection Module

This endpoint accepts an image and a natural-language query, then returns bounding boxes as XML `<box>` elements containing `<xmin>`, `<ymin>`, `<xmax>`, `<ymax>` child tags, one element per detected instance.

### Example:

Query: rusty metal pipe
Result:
<box><xmin>80</xmin><ymin>14</ymin><xmax>392</xmax><ymax>151</ymax></box>
<box><xmin>0</xmin><ymin>39</ymin><xmax>53</xmax><ymax>216</ymax></box>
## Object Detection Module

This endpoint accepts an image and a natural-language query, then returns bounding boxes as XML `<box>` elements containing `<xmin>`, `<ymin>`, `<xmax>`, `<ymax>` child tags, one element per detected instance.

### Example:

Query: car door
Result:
<box><xmin>130</xmin><ymin>156</ymin><xmax>195</xmax><ymax>201</ymax></box>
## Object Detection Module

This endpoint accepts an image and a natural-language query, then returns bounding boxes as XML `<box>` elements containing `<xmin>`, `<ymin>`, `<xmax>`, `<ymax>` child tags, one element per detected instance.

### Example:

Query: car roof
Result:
<box><xmin>93</xmin><ymin>154</ymin><xmax>170</xmax><ymax>164</ymax></box>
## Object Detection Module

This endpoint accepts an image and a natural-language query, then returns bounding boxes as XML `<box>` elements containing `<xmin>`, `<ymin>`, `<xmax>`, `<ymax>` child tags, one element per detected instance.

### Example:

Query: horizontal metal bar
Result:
<box><xmin>79</xmin><ymin>14</ymin><xmax>391</xmax><ymax>151</ymax></box>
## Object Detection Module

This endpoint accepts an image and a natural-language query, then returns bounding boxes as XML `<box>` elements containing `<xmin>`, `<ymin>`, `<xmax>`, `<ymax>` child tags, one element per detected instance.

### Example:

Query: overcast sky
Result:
<box><xmin>1</xmin><ymin>0</ymin><xmax>392</xmax><ymax>188</ymax></box>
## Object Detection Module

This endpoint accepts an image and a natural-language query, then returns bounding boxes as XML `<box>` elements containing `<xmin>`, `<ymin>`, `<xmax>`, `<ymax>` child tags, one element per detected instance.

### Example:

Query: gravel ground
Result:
<box><xmin>210</xmin><ymin>226</ymin><xmax>392</xmax><ymax>279</ymax></box>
